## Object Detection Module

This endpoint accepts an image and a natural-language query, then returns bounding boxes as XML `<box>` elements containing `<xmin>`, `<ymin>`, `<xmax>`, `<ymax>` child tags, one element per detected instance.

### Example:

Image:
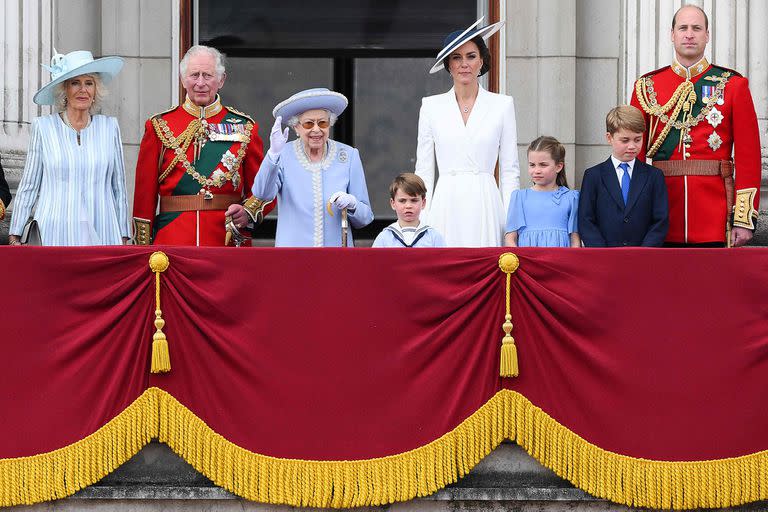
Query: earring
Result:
<box><xmin>63</xmin><ymin>98</ymin><xmax>67</xmax><ymax>106</ymax></box>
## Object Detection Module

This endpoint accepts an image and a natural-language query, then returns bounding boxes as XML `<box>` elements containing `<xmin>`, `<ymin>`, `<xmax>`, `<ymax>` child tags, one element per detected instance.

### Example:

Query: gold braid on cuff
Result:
<box><xmin>0</xmin><ymin>200</ymin><xmax>5</xmax><ymax>221</ymax></box>
<box><xmin>242</xmin><ymin>196</ymin><xmax>272</xmax><ymax>225</ymax></box>
<box><xmin>733</xmin><ymin>188</ymin><xmax>758</xmax><ymax>230</ymax></box>
<box><xmin>133</xmin><ymin>217</ymin><xmax>152</xmax><ymax>245</ymax></box>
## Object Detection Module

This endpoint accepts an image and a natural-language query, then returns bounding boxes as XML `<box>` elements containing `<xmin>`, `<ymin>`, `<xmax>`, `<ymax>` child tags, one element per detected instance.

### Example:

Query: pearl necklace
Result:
<box><xmin>61</xmin><ymin>110</ymin><xmax>91</xmax><ymax>145</ymax></box>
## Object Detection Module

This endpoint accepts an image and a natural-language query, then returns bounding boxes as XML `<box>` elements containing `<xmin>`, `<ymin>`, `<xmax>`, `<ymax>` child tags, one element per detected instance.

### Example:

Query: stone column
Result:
<box><xmin>100</xmin><ymin>0</ymin><xmax>174</xmax><ymax>209</ymax></box>
<box><xmin>506</xmin><ymin>0</ymin><xmax>576</xmax><ymax>187</ymax></box>
<box><xmin>575</xmin><ymin>0</ymin><xmax>621</xmax><ymax>187</ymax></box>
<box><xmin>0</xmin><ymin>0</ymin><xmax>53</xmax><ymax>239</ymax></box>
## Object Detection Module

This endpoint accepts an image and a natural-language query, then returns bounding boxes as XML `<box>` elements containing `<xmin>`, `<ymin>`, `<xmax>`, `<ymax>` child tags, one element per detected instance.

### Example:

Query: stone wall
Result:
<box><xmin>1</xmin><ymin>0</ymin><xmax>767</xmax><ymax>234</ymax></box>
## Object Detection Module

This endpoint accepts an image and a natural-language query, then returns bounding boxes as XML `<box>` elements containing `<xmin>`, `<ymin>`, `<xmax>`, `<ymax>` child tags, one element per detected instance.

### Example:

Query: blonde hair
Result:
<box><xmin>527</xmin><ymin>136</ymin><xmax>569</xmax><ymax>188</ymax></box>
<box><xmin>606</xmin><ymin>105</ymin><xmax>646</xmax><ymax>135</ymax></box>
<box><xmin>53</xmin><ymin>74</ymin><xmax>107</xmax><ymax>113</ymax></box>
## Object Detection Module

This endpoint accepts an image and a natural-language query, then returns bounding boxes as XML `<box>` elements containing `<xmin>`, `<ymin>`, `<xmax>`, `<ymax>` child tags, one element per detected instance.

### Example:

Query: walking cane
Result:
<box><xmin>341</xmin><ymin>208</ymin><xmax>348</xmax><ymax>247</ymax></box>
<box><xmin>327</xmin><ymin>202</ymin><xmax>350</xmax><ymax>247</ymax></box>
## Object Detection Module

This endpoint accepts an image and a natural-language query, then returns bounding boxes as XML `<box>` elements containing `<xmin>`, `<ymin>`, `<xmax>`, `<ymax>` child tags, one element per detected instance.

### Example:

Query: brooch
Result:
<box><xmin>706</xmin><ymin>107</ymin><xmax>723</xmax><ymax>128</ymax></box>
<box><xmin>707</xmin><ymin>132</ymin><xmax>722</xmax><ymax>151</ymax></box>
<box><xmin>338</xmin><ymin>149</ymin><xmax>348</xmax><ymax>163</ymax></box>
<box><xmin>221</xmin><ymin>150</ymin><xmax>237</xmax><ymax>171</ymax></box>
<box><xmin>211</xmin><ymin>169</ymin><xmax>226</xmax><ymax>187</ymax></box>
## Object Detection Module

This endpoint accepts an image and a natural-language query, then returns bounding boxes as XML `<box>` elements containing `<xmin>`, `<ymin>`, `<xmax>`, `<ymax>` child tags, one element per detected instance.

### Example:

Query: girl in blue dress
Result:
<box><xmin>504</xmin><ymin>136</ymin><xmax>580</xmax><ymax>247</ymax></box>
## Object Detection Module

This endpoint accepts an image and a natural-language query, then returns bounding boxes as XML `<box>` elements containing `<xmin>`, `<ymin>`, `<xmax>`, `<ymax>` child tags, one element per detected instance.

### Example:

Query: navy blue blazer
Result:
<box><xmin>578</xmin><ymin>158</ymin><xmax>668</xmax><ymax>247</ymax></box>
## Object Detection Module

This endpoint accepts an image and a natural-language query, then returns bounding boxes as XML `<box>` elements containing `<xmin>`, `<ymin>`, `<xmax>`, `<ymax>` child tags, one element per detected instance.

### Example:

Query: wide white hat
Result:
<box><xmin>33</xmin><ymin>49</ymin><xmax>124</xmax><ymax>105</ymax></box>
<box><xmin>272</xmin><ymin>88</ymin><xmax>348</xmax><ymax>121</ymax></box>
<box><xmin>429</xmin><ymin>17</ymin><xmax>505</xmax><ymax>74</ymax></box>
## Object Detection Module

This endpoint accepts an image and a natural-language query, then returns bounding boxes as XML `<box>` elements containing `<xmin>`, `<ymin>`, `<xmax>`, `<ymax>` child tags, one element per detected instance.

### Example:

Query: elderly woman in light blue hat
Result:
<box><xmin>251</xmin><ymin>88</ymin><xmax>373</xmax><ymax>246</ymax></box>
<box><xmin>9</xmin><ymin>50</ymin><xmax>130</xmax><ymax>246</ymax></box>
<box><xmin>414</xmin><ymin>17</ymin><xmax>520</xmax><ymax>247</ymax></box>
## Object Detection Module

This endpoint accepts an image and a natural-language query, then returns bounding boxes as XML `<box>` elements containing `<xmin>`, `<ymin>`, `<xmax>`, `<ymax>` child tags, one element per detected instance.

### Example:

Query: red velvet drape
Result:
<box><xmin>2</xmin><ymin>247</ymin><xmax>767</xmax><ymax>463</ymax></box>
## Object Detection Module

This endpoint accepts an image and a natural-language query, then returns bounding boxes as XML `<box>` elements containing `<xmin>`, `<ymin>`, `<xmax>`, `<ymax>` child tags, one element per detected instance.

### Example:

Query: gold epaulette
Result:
<box><xmin>0</xmin><ymin>199</ymin><xmax>5</xmax><ymax>221</ymax></box>
<box><xmin>733</xmin><ymin>188</ymin><xmax>758</xmax><ymax>230</ymax></box>
<box><xmin>225</xmin><ymin>106</ymin><xmax>255</xmax><ymax>124</ymax></box>
<box><xmin>242</xmin><ymin>196</ymin><xmax>272</xmax><ymax>225</ymax></box>
<box><xmin>133</xmin><ymin>217</ymin><xmax>152</xmax><ymax>245</ymax></box>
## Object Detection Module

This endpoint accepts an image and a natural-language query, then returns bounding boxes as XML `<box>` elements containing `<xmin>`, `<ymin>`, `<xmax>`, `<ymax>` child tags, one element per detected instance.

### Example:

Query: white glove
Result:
<box><xmin>329</xmin><ymin>191</ymin><xmax>358</xmax><ymax>211</ymax></box>
<box><xmin>267</xmin><ymin>116</ymin><xmax>289</xmax><ymax>160</ymax></box>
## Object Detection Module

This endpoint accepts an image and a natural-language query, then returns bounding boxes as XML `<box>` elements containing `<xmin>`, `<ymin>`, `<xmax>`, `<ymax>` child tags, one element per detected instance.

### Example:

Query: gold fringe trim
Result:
<box><xmin>2</xmin><ymin>388</ymin><xmax>768</xmax><ymax>509</ymax></box>
<box><xmin>0</xmin><ymin>390</ymin><xmax>158</xmax><ymax>506</ymax></box>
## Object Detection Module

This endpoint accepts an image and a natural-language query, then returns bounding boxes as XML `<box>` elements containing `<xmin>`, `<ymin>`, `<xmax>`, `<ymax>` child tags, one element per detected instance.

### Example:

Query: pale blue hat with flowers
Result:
<box><xmin>272</xmin><ymin>88</ymin><xmax>348</xmax><ymax>121</ymax></box>
<box><xmin>33</xmin><ymin>49</ymin><xmax>124</xmax><ymax>105</ymax></box>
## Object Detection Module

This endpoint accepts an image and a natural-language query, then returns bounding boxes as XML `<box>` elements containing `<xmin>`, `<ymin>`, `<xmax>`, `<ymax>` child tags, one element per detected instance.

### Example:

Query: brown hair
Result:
<box><xmin>672</xmin><ymin>4</ymin><xmax>709</xmax><ymax>30</ymax></box>
<box><xmin>527</xmin><ymin>136</ymin><xmax>569</xmax><ymax>188</ymax></box>
<box><xmin>389</xmin><ymin>173</ymin><xmax>427</xmax><ymax>199</ymax></box>
<box><xmin>443</xmin><ymin>36</ymin><xmax>492</xmax><ymax>77</ymax></box>
<box><xmin>605</xmin><ymin>105</ymin><xmax>646</xmax><ymax>135</ymax></box>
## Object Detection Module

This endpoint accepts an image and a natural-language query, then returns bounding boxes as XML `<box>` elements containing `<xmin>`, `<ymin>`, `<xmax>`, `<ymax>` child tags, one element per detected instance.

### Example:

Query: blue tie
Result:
<box><xmin>619</xmin><ymin>162</ymin><xmax>630</xmax><ymax>205</ymax></box>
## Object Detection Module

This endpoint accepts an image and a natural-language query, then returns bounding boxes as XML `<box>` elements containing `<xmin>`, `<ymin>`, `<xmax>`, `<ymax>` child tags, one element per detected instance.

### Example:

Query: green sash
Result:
<box><xmin>654</xmin><ymin>66</ymin><xmax>726</xmax><ymax>161</ymax></box>
<box><xmin>155</xmin><ymin>111</ymin><xmax>250</xmax><ymax>236</ymax></box>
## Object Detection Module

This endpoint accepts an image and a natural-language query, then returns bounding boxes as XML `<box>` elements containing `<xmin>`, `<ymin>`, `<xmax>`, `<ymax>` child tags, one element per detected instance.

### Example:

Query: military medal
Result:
<box><xmin>706</xmin><ymin>107</ymin><xmax>723</xmax><ymax>128</ymax></box>
<box><xmin>707</xmin><ymin>131</ymin><xmax>722</xmax><ymax>151</ymax></box>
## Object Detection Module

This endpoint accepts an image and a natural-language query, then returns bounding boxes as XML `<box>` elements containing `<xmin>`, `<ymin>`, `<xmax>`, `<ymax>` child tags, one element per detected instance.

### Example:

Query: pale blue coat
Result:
<box><xmin>252</xmin><ymin>139</ymin><xmax>373</xmax><ymax>247</ymax></box>
<box><xmin>10</xmin><ymin>114</ymin><xmax>130</xmax><ymax>245</ymax></box>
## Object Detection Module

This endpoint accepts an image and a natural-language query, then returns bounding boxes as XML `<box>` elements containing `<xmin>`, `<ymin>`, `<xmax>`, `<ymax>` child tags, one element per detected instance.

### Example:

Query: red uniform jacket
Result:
<box><xmin>133</xmin><ymin>96</ymin><xmax>268</xmax><ymax>246</ymax></box>
<box><xmin>630</xmin><ymin>58</ymin><xmax>761</xmax><ymax>244</ymax></box>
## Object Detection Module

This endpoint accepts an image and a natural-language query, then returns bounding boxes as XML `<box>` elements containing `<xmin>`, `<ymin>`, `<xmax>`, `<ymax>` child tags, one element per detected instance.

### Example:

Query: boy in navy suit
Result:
<box><xmin>578</xmin><ymin>106</ymin><xmax>669</xmax><ymax>247</ymax></box>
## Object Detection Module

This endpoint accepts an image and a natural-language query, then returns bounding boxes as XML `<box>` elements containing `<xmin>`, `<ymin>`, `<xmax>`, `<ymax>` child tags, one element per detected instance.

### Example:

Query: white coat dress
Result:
<box><xmin>415</xmin><ymin>85</ymin><xmax>520</xmax><ymax>247</ymax></box>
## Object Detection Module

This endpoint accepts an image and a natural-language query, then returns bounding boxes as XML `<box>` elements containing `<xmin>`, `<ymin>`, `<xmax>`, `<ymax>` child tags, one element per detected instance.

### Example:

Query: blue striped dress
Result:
<box><xmin>10</xmin><ymin>114</ymin><xmax>130</xmax><ymax>245</ymax></box>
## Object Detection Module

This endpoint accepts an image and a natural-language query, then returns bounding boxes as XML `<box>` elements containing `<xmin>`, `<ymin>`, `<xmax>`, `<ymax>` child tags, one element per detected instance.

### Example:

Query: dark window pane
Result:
<box><xmin>199</xmin><ymin>0</ymin><xmax>476</xmax><ymax>52</ymax></box>
<box><xmin>353</xmin><ymin>58</ymin><xmax>452</xmax><ymax>218</ymax></box>
<box><xmin>222</xmin><ymin>57</ymin><xmax>333</xmax><ymax>142</ymax></box>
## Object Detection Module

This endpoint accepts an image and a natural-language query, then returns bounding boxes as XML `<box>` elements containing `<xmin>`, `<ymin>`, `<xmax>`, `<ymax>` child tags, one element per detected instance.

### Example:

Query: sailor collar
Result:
<box><xmin>183</xmin><ymin>94</ymin><xmax>223</xmax><ymax>119</ymax></box>
<box><xmin>671</xmin><ymin>57</ymin><xmax>710</xmax><ymax>80</ymax></box>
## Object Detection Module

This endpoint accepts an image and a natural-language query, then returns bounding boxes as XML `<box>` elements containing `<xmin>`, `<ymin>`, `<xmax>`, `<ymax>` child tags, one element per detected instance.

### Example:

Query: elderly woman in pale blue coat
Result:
<box><xmin>9</xmin><ymin>50</ymin><xmax>130</xmax><ymax>246</ymax></box>
<box><xmin>251</xmin><ymin>88</ymin><xmax>373</xmax><ymax>247</ymax></box>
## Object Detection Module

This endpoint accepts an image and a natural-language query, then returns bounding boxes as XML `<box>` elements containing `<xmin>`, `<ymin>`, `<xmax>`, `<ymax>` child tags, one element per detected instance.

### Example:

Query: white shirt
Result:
<box><xmin>611</xmin><ymin>156</ymin><xmax>635</xmax><ymax>186</ymax></box>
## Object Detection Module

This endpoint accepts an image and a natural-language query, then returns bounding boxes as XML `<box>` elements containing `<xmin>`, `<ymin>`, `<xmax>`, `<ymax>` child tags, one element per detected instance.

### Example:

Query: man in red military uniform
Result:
<box><xmin>630</xmin><ymin>5</ymin><xmax>761</xmax><ymax>247</ymax></box>
<box><xmin>133</xmin><ymin>45</ymin><xmax>271</xmax><ymax>246</ymax></box>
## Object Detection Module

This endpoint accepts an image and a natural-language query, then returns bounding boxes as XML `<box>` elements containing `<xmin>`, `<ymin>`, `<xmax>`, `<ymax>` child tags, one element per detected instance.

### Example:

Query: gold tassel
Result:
<box><xmin>149</xmin><ymin>252</ymin><xmax>171</xmax><ymax>373</ymax></box>
<box><xmin>498</xmin><ymin>253</ymin><xmax>520</xmax><ymax>377</ymax></box>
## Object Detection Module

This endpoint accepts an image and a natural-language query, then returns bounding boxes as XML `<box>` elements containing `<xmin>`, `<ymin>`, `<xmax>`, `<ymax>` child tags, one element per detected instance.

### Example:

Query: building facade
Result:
<box><xmin>1</xmin><ymin>0</ymin><xmax>766</xmax><ymax>240</ymax></box>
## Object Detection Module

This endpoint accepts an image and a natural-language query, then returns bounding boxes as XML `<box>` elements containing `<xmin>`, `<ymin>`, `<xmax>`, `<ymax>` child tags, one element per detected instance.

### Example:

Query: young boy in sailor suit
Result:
<box><xmin>373</xmin><ymin>173</ymin><xmax>446</xmax><ymax>248</ymax></box>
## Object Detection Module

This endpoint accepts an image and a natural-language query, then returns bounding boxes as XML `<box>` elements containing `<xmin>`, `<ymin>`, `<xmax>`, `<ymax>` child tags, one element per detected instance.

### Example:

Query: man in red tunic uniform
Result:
<box><xmin>133</xmin><ymin>45</ymin><xmax>271</xmax><ymax>246</ymax></box>
<box><xmin>630</xmin><ymin>5</ymin><xmax>761</xmax><ymax>247</ymax></box>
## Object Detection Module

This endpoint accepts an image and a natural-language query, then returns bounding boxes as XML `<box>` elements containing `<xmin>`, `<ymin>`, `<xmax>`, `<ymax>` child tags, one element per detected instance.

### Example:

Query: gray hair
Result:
<box><xmin>53</xmin><ymin>73</ymin><xmax>107</xmax><ymax>113</ymax></box>
<box><xmin>180</xmin><ymin>45</ymin><xmax>226</xmax><ymax>78</ymax></box>
<box><xmin>287</xmin><ymin>110</ymin><xmax>338</xmax><ymax>128</ymax></box>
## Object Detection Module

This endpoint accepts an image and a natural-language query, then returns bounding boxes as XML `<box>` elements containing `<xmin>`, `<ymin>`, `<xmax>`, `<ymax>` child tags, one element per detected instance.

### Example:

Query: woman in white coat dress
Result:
<box><xmin>415</xmin><ymin>17</ymin><xmax>520</xmax><ymax>247</ymax></box>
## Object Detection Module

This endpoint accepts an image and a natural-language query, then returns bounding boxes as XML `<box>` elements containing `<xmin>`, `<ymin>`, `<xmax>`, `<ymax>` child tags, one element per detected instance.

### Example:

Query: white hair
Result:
<box><xmin>179</xmin><ymin>45</ymin><xmax>226</xmax><ymax>78</ymax></box>
<box><xmin>286</xmin><ymin>110</ymin><xmax>338</xmax><ymax>128</ymax></box>
<box><xmin>53</xmin><ymin>74</ymin><xmax>107</xmax><ymax>113</ymax></box>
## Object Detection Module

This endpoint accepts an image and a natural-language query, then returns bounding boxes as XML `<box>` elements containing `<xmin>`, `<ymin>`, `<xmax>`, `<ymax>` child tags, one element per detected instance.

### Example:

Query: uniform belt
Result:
<box><xmin>159</xmin><ymin>194</ymin><xmax>241</xmax><ymax>213</ymax></box>
<box><xmin>652</xmin><ymin>159</ymin><xmax>733</xmax><ymax>178</ymax></box>
<box><xmin>653</xmin><ymin>159</ymin><xmax>734</xmax><ymax>224</ymax></box>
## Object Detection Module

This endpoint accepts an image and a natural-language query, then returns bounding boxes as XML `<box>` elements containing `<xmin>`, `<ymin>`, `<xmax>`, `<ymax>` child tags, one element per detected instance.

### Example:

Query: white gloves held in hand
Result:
<box><xmin>329</xmin><ymin>191</ymin><xmax>357</xmax><ymax>211</ymax></box>
<box><xmin>267</xmin><ymin>116</ymin><xmax>290</xmax><ymax>159</ymax></box>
